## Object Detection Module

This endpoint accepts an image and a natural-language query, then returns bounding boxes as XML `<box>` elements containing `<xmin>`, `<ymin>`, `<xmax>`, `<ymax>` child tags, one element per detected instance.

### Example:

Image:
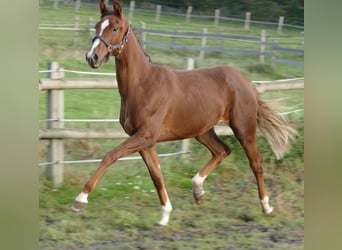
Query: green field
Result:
<box><xmin>39</xmin><ymin>2</ymin><xmax>304</xmax><ymax>249</ymax></box>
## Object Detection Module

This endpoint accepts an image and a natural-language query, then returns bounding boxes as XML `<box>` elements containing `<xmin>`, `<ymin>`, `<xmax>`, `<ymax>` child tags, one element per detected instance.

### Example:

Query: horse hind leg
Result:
<box><xmin>193</xmin><ymin>128</ymin><xmax>231</xmax><ymax>205</ymax></box>
<box><xmin>230</xmin><ymin>119</ymin><xmax>274</xmax><ymax>215</ymax></box>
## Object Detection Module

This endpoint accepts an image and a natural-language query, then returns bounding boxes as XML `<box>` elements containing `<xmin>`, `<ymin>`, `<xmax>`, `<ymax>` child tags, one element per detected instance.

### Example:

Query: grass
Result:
<box><xmin>40</xmin><ymin>142</ymin><xmax>304</xmax><ymax>249</ymax></box>
<box><xmin>39</xmin><ymin>2</ymin><xmax>304</xmax><ymax>249</ymax></box>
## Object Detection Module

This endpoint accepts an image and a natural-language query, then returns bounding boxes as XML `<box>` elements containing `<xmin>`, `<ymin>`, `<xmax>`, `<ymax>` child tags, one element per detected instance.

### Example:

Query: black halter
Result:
<box><xmin>92</xmin><ymin>27</ymin><xmax>130</xmax><ymax>56</ymax></box>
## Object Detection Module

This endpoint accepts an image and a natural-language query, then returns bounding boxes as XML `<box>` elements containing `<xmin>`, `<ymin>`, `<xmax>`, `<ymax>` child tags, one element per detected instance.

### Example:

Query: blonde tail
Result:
<box><xmin>257</xmin><ymin>98</ymin><xmax>297</xmax><ymax>159</ymax></box>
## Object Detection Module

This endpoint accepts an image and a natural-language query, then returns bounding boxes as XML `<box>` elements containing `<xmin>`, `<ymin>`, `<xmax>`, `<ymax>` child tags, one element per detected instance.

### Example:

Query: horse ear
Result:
<box><xmin>99</xmin><ymin>0</ymin><xmax>107</xmax><ymax>15</ymax></box>
<box><xmin>113</xmin><ymin>0</ymin><xmax>123</xmax><ymax>17</ymax></box>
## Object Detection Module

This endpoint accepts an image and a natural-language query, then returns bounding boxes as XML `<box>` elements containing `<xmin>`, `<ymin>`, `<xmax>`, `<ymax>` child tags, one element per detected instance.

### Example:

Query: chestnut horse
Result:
<box><xmin>72</xmin><ymin>0</ymin><xmax>297</xmax><ymax>226</ymax></box>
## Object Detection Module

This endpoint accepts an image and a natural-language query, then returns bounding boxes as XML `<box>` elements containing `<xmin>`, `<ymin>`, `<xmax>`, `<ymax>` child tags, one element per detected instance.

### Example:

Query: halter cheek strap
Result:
<box><xmin>92</xmin><ymin>27</ymin><xmax>130</xmax><ymax>56</ymax></box>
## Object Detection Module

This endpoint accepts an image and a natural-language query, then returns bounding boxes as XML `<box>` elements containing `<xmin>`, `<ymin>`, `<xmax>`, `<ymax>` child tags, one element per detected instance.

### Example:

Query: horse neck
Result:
<box><xmin>115</xmin><ymin>30</ymin><xmax>150</xmax><ymax>97</ymax></box>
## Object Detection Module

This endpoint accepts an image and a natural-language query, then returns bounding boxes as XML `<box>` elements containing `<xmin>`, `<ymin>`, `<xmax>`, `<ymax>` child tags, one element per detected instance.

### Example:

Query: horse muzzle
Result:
<box><xmin>86</xmin><ymin>48</ymin><xmax>111</xmax><ymax>68</ymax></box>
<box><xmin>85</xmin><ymin>52</ymin><xmax>99</xmax><ymax>68</ymax></box>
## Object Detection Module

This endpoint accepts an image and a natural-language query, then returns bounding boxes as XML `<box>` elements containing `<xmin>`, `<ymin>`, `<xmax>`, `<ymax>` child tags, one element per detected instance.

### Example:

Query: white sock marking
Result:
<box><xmin>192</xmin><ymin>173</ymin><xmax>207</xmax><ymax>186</ymax></box>
<box><xmin>87</xmin><ymin>19</ymin><xmax>110</xmax><ymax>58</ymax></box>
<box><xmin>261</xmin><ymin>196</ymin><xmax>273</xmax><ymax>214</ymax></box>
<box><xmin>75</xmin><ymin>192</ymin><xmax>88</xmax><ymax>203</ymax></box>
<box><xmin>158</xmin><ymin>198</ymin><xmax>172</xmax><ymax>226</ymax></box>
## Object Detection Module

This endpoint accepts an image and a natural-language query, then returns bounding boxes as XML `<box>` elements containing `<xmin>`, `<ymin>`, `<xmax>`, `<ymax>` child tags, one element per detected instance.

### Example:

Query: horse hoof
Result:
<box><xmin>71</xmin><ymin>201</ymin><xmax>87</xmax><ymax>212</ymax></box>
<box><xmin>195</xmin><ymin>196</ymin><xmax>205</xmax><ymax>205</ymax></box>
<box><xmin>193</xmin><ymin>189</ymin><xmax>205</xmax><ymax>205</ymax></box>
<box><xmin>263</xmin><ymin>206</ymin><xmax>274</xmax><ymax>215</ymax></box>
<box><xmin>157</xmin><ymin>221</ymin><xmax>168</xmax><ymax>227</ymax></box>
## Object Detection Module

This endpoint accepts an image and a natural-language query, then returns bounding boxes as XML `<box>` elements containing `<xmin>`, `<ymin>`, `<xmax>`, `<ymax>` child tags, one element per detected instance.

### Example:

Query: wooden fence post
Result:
<box><xmin>216</xmin><ymin>27</ymin><xmax>224</xmax><ymax>49</ymax></box>
<box><xmin>47</xmin><ymin>62</ymin><xmax>65</xmax><ymax>187</ymax></box>
<box><xmin>245</xmin><ymin>12</ymin><xmax>251</xmax><ymax>31</ymax></box>
<box><xmin>53</xmin><ymin>0</ymin><xmax>59</xmax><ymax>9</ymax></box>
<box><xmin>186</xmin><ymin>6</ymin><xmax>192</xmax><ymax>24</ymax></box>
<box><xmin>278</xmin><ymin>16</ymin><xmax>284</xmax><ymax>34</ymax></box>
<box><xmin>128</xmin><ymin>1</ymin><xmax>135</xmax><ymax>24</ymax></box>
<box><xmin>260</xmin><ymin>29</ymin><xmax>266</xmax><ymax>63</ymax></box>
<box><xmin>199</xmin><ymin>28</ymin><xmax>208</xmax><ymax>60</ymax></box>
<box><xmin>155</xmin><ymin>5</ymin><xmax>161</xmax><ymax>22</ymax></box>
<box><xmin>180</xmin><ymin>58</ymin><xmax>195</xmax><ymax>159</ymax></box>
<box><xmin>73</xmin><ymin>16</ymin><xmax>79</xmax><ymax>47</ymax></box>
<box><xmin>172</xmin><ymin>23</ymin><xmax>179</xmax><ymax>45</ymax></box>
<box><xmin>75</xmin><ymin>0</ymin><xmax>81</xmax><ymax>13</ymax></box>
<box><xmin>88</xmin><ymin>16</ymin><xmax>94</xmax><ymax>39</ymax></box>
<box><xmin>214</xmin><ymin>9</ymin><xmax>220</xmax><ymax>26</ymax></box>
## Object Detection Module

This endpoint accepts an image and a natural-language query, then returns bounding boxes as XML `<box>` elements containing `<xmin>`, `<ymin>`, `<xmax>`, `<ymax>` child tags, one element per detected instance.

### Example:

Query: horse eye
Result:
<box><xmin>113</xmin><ymin>26</ymin><xmax>119</xmax><ymax>32</ymax></box>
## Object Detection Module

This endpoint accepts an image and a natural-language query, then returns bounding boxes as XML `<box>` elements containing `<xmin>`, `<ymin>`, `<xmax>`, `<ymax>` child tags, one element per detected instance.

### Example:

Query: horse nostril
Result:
<box><xmin>86</xmin><ymin>53</ymin><xmax>98</xmax><ymax>63</ymax></box>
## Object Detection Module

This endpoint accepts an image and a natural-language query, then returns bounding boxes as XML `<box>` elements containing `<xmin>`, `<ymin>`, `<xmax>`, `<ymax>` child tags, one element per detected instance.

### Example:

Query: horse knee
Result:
<box><xmin>215</xmin><ymin>145</ymin><xmax>231</xmax><ymax>160</ymax></box>
<box><xmin>252</xmin><ymin>166</ymin><xmax>263</xmax><ymax>175</ymax></box>
<box><xmin>224</xmin><ymin>145</ymin><xmax>232</xmax><ymax>157</ymax></box>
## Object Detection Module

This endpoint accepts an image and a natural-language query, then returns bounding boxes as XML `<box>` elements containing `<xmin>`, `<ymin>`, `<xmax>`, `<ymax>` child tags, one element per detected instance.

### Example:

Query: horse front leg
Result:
<box><xmin>139</xmin><ymin>147</ymin><xmax>172</xmax><ymax>226</ymax></box>
<box><xmin>71</xmin><ymin>132</ymin><xmax>155</xmax><ymax>212</ymax></box>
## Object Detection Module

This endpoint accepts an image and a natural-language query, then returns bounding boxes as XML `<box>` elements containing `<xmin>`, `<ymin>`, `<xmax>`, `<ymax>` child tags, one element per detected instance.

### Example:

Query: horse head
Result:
<box><xmin>86</xmin><ymin>0</ymin><xmax>129</xmax><ymax>68</ymax></box>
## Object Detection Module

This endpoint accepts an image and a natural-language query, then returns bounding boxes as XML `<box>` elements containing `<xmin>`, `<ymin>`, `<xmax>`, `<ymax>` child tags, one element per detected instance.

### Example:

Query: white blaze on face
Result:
<box><xmin>87</xmin><ymin>19</ymin><xmax>110</xmax><ymax>58</ymax></box>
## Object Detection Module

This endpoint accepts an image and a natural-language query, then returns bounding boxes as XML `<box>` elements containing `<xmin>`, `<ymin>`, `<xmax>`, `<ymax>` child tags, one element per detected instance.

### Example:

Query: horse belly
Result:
<box><xmin>160</xmin><ymin>100</ymin><xmax>227</xmax><ymax>140</ymax></box>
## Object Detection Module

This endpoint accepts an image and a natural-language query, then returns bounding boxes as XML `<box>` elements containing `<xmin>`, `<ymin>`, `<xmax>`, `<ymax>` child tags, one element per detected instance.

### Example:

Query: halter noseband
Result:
<box><xmin>92</xmin><ymin>27</ymin><xmax>130</xmax><ymax>56</ymax></box>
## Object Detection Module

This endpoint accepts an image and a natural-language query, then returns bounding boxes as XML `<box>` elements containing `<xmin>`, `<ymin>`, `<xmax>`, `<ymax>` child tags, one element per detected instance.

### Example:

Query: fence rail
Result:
<box><xmin>39</xmin><ymin>76</ymin><xmax>304</xmax><ymax>92</ymax></box>
<box><xmin>39</xmin><ymin>0</ymin><xmax>304</xmax><ymax>66</ymax></box>
<box><xmin>39</xmin><ymin>77</ymin><xmax>303</xmax><ymax>140</ymax></box>
<box><xmin>39</xmin><ymin>23</ymin><xmax>304</xmax><ymax>66</ymax></box>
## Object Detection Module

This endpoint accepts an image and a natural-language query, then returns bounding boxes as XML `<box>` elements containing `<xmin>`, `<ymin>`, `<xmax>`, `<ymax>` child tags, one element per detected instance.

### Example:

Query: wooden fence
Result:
<box><xmin>39</xmin><ymin>1</ymin><xmax>304</xmax><ymax>66</ymax></box>
<box><xmin>39</xmin><ymin>24</ymin><xmax>304</xmax><ymax>66</ymax></box>
<box><xmin>39</xmin><ymin>60</ymin><xmax>304</xmax><ymax>187</ymax></box>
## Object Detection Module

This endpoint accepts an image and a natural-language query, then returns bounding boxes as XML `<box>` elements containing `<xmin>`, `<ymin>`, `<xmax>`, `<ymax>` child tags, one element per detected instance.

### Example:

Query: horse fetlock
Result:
<box><xmin>192</xmin><ymin>173</ymin><xmax>206</xmax><ymax>204</ymax></box>
<box><xmin>158</xmin><ymin>200</ymin><xmax>172</xmax><ymax>226</ymax></box>
<box><xmin>262</xmin><ymin>205</ymin><xmax>274</xmax><ymax>215</ymax></box>
<box><xmin>260</xmin><ymin>196</ymin><xmax>274</xmax><ymax>214</ymax></box>
<box><xmin>76</xmin><ymin>192</ymin><xmax>89</xmax><ymax>203</ymax></box>
<box><xmin>71</xmin><ymin>192</ymin><xmax>88</xmax><ymax>212</ymax></box>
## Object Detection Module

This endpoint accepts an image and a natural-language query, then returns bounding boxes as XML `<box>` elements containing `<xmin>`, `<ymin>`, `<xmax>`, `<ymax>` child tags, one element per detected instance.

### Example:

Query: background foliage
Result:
<box><xmin>82</xmin><ymin>0</ymin><xmax>304</xmax><ymax>25</ymax></box>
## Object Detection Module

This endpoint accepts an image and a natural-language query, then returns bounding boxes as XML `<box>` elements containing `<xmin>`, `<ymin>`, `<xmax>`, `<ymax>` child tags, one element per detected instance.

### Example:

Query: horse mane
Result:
<box><xmin>131</xmin><ymin>26</ymin><xmax>152</xmax><ymax>63</ymax></box>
